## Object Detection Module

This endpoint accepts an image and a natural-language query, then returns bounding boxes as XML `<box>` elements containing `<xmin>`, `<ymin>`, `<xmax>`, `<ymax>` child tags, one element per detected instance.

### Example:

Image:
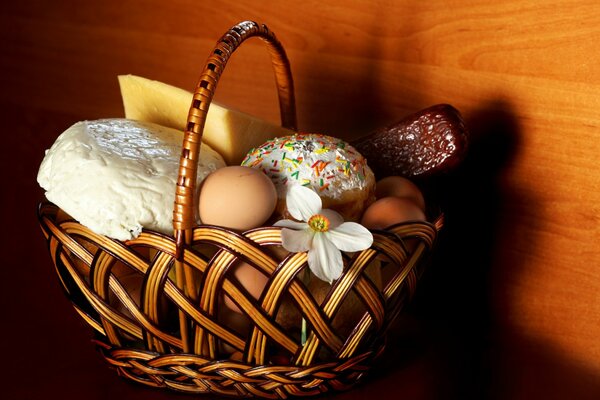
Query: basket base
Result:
<box><xmin>94</xmin><ymin>339</ymin><xmax>384</xmax><ymax>398</ymax></box>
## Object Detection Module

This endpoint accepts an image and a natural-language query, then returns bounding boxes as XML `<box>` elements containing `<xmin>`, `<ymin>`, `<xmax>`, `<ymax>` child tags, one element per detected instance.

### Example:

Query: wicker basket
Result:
<box><xmin>37</xmin><ymin>20</ymin><xmax>443</xmax><ymax>398</ymax></box>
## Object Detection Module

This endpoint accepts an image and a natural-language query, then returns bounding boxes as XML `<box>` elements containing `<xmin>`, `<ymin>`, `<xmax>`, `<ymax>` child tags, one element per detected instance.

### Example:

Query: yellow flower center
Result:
<box><xmin>308</xmin><ymin>214</ymin><xmax>330</xmax><ymax>232</ymax></box>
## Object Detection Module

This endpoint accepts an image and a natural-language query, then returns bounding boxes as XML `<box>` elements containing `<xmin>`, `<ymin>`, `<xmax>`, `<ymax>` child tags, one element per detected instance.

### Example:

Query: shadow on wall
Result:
<box><xmin>329</xmin><ymin>99</ymin><xmax>524</xmax><ymax>399</ymax></box>
<box><xmin>361</xmin><ymin>98</ymin><xmax>600</xmax><ymax>400</ymax></box>
<box><xmin>413</xmin><ymin>99</ymin><xmax>527</xmax><ymax>400</ymax></box>
<box><xmin>341</xmin><ymin>99</ymin><xmax>524</xmax><ymax>399</ymax></box>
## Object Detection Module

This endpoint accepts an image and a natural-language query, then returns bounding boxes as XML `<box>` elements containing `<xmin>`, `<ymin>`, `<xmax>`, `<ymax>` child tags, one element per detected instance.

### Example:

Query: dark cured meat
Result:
<box><xmin>352</xmin><ymin>104</ymin><xmax>468</xmax><ymax>179</ymax></box>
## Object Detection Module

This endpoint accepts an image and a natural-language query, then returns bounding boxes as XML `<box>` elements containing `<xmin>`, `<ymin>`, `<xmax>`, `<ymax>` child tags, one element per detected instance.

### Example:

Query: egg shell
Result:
<box><xmin>108</xmin><ymin>272</ymin><xmax>146</xmax><ymax>343</ymax></box>
<box><xmin>224</xmin><ymin>261</ymin><xmax>269</xmax><ymax>314</ymax></box>
<box><xmin>375</xmin><ymin>176</ymin><xmax>426</xmax><ymax>211</ymax></box>
<box><xmin>218</xmin><ymin>305</ymin><xmax>252</xmax><ymax>355</ymax></box>
<box><xmin>361</xmin><ymin>196</ymin><xmax>426</xmax><ymax>230</ymax></box>
<box><xmin>198</xmin><ymin>166</ymin><xmax>277</xmax><ymax>230</ymax></box>
<box><xmin>223</xmin><ymin>246</ymin><xmax>289</xmax><ymax>316</ymax></box>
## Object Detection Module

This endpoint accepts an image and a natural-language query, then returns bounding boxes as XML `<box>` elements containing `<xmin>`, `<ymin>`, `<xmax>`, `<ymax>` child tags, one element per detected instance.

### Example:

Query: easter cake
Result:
<box><xmin>241</xmin><ymin>133</ymin><xmax>376</xmax><ymax>222</ymax></box>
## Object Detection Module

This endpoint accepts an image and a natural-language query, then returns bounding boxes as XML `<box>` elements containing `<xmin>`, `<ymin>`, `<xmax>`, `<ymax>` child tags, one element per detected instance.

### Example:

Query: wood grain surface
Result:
<box><xmin>2</xmin><ymin>1</ymin><xmax>600</xmax><ymax>399</ymax></box>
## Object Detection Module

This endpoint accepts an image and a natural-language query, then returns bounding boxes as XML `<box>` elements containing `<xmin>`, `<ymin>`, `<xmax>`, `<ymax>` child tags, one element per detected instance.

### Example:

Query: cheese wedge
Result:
<box><xmin>118</xmin><ymin>74</ymin><xmax>295</xmax><ymax>165</ymax></box>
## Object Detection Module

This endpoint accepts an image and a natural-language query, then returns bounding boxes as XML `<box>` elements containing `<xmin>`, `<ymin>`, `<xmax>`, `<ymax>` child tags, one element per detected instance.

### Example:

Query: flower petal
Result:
<box><xmin>280</xmin><ymin>228</ymin><xmax>313</xmax><ymax>252</ymax></box>
<box><xmin>286</xmin><ymin>185</ymin><xmax>322</xmax><ymax>221</ymax></box>
<box><xmin>274</xmin><ymin>219</ymin><xmax>307</xmax><ymax>230</ymax></box>
<box><xmin>327</xmin><ymin>222</ymin><xmax>373</xmax><ymax>252</ymax></box>
<box><xmin>307</xmin><ymin>233</ymin><xmax>343</xmax><ymax>283</ymax></box>
<box><xmin>319</xmin><ymin>208</ymin><xmax>344</xmax><ymax>229</ymax></box>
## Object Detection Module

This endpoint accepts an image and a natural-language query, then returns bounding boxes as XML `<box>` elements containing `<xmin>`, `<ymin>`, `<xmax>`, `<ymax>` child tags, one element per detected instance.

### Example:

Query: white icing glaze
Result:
<box><xmin>241</xmin><ymin>133</ymin><xmax>374</xmax><ymax>200</ymax></box>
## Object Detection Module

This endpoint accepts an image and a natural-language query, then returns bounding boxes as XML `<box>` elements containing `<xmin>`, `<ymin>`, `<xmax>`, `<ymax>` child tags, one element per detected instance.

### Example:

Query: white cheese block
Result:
<box><xmin>37</xmin><ymin>118</ymin><xmax>226</xmax><ymax>240</ymax></box>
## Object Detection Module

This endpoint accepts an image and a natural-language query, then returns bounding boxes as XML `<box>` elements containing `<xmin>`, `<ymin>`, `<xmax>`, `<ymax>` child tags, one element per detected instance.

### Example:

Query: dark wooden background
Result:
<box><xmin>2</xmin><ymin>1</ymin><xmax>600</xmax><ymax>399</ymax></box>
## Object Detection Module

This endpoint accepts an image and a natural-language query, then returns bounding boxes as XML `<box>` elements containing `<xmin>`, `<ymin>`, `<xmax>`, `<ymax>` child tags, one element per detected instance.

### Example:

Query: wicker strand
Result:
<box><xmin>173</xmin><ymin>20</ymin><xmax>297</xmax><ymax>254</ymax></box>
<box><xmin>94</xmin><ymin>339</ymin><xmax>383</xmax><ymax>398</ymax></box>
<box><xmin>171</xmin><ymin>20</ymin><xmax>297</xmax><ymax>358</ymax></box>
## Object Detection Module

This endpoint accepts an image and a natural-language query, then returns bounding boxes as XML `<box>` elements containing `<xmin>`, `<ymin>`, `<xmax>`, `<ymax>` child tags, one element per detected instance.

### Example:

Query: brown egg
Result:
<box><xmin>375</xmin><ymin>176</ymin><xmax>426</xmax><ymax>211</ymax></box>
<box><xmin>223</xmin><ymin>247</ymin><xmax>289</xmax><ymax>318</ymax></box>
<box><xmin>109</xmin><ymin>250</ymin><xmax>170</xmax><ymax>321</ymax></box>
<box><xmin>275</xmin><ymin>273</ymin><xmax>382</xmax><ymax>337</ymax></box>
<box><xmin>218</xmin><ymin>305</ymin><xmax>252</xmax><ymax>356</ymax></box>
<box><xmin>361</xmin><ymin>196</ymin><xmax>426</xmax><ymax>230</ymax></box>
<box><xmin>224</xmin><ymin>261</ymin><xmax>269</xmax><ymax>314</ymax></box>
<box><xmin>109</xmin><ymin>272</ymin><xmax>143</xmax><ymax>318</ymax></box>
<box><xmin>198</xmin><ymin>166</ymin><xmax>277</xmax><ymax>230</ymax></box>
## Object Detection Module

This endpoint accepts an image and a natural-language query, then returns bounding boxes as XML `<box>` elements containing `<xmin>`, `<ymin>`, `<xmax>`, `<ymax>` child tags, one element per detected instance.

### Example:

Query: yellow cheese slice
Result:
<box><xmin>118</xmin><ymin>74</ymin><xmax>295</xmax><ymax>165</ymax></box>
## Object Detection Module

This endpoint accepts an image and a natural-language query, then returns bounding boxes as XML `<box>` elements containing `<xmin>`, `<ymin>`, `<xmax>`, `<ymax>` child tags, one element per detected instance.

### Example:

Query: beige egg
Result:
<box><xmin>223</xmin><ymin>246</ymin><xmax>289</xmax><ymax>319</ymax></box>
<box><xmin>198</xmin><ymin>166</ymin><xmax>278</xmax><ymax>230</ymax></box>
<box><xmin>109</xmin><ymin>272</ymin><xmax>143</xmax><ymax>318</ymax></box>
<box><xmin>275</xmin><ymin>276</ymin><xmax>361</xmax><ymax>335</ymax></box>
<box><xmin>224</xmin><ymin>261</ymin><xmax>269</xmax><ymax>314</ymax></box>
<box><xmin>375</xmin><ymin>176</ymin><xmax>426</xmax><ymax>211</ymax></box>
<box><xmin>218</xmin><ymin>304</ymin><xmax>252</xmax><ymax>356</ymax></box>
<box><xmin>361</xmin><ymin>196</ymin><xmax>426</xmax><ymax>230</ymax></box>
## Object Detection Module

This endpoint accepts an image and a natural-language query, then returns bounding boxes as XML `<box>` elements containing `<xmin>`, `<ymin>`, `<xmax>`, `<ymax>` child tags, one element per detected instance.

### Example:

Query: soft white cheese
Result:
<box><xmin>37</xmin><ymin>118</ymin><xmax>226</xmax><ymax>240</ymax></box>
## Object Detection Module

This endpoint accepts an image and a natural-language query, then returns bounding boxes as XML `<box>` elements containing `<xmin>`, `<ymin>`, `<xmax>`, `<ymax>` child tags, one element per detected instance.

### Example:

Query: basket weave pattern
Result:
<box><xmin>37</xmin><ymin>21</ymin><xmax>442</xmax><ymax>398</ymax></box>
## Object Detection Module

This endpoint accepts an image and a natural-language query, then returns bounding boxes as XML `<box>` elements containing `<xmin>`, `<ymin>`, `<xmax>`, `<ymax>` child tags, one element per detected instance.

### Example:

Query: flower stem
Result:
<box><xmin>300</xmin><ymin>268</ymin><xmax>310</xmax><ymax>346</ymax></box>
<box><xmin>301</xmin><ymin>317</ymin><xmax>307</xmax><ymax>345</ymax></box>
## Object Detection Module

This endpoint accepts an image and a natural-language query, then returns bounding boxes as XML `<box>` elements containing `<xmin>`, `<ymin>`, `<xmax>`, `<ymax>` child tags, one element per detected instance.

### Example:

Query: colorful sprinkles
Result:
<box><xmin>241</xmin><ymin>133</ymin><xmax>372</xmax><ymax>199</ymax></box>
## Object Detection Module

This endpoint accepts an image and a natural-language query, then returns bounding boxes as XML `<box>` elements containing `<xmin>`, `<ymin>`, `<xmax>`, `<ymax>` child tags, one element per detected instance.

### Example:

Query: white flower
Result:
<box><xmin>274</xmin><ymin>185</ymin><xmax>373</xmax><ymax>283</ymax></box>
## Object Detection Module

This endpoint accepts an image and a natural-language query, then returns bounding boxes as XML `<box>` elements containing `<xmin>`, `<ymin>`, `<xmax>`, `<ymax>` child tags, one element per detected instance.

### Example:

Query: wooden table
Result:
<box><xmin>2</xmin><ymin>1</ymin><xmax>600</xmax><ymax>399</ymax></box>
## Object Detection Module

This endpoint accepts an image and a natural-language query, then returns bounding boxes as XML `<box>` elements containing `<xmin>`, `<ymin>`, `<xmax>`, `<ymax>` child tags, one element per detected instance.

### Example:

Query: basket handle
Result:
<box><xmin>173</xmin><ymin>21</ymin><xmax>297</xmax><ymax>258</ymax></box>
